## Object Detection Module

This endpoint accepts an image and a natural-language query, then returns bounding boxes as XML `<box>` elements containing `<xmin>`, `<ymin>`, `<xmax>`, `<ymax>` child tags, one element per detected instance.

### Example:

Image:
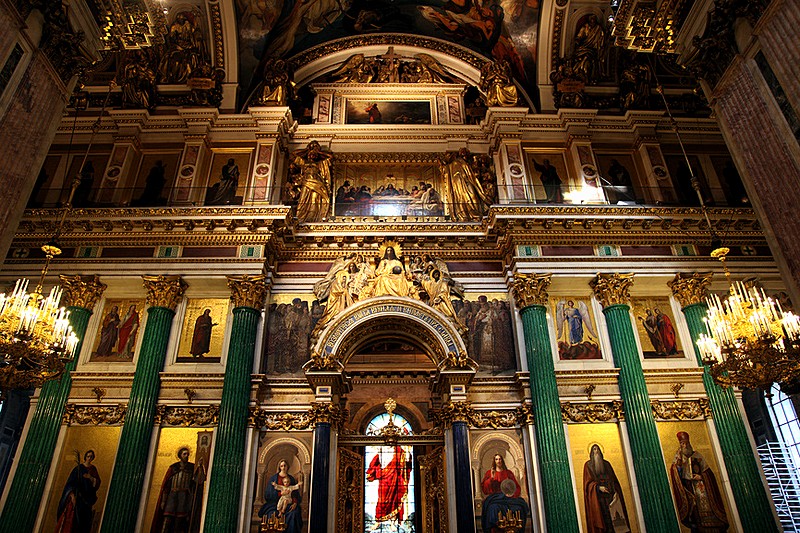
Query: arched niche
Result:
<box><xmin>311</xmin><ymin>296</ymin><xmax>473</xmax><ymax>372</ymax></box>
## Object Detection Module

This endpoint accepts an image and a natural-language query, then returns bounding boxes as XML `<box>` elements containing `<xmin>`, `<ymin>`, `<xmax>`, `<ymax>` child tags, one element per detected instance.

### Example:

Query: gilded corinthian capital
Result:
<box><xmin>589</xmin><ymin>273</ymin><xmax>635</xmax><ymax>308</ymax></box>
<box><xmin>668</xmin><ymin>272</ymin><xmax>712</xmax><ymax>308</ymax></box>
<box><xmin>512</xmin><ymin>273</ymin><xmax>552</xmax><ymax>308</ymax></box>
<box><xmin>227</xmin><ymin>274</ymin><xmax>268</xmax><ymax>310</ymax></box>
<box><xmin>59</xmin><ymin>275</ymin><xmax>107</xmax><ymax>310</ymax></box>
<box><xmin>142</xmin><ymin>275</ymin><xmax>188</xmax><ymax>310</ymax></box>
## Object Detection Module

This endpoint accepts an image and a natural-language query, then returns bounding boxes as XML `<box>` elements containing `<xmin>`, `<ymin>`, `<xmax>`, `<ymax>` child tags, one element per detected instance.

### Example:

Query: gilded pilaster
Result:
<box><xmin>512</xmin><ymin>273</ymin><xmax>580</xmax><ymax>532</ymax></box>
<box><xmin>591</xmin><ymin>273</ymin><xmax>680</xmax><ymax>533</ymax></box>
<box><xmin>669</xmin><ymin>273</ymin><xmax>779</xmax><ymax>531</ymax></box>
<box><xmin>0</xmin><ymin>276</ymin><xmax>105</xmax><ymax>533</ymax></box>
<box><xmin>204</xmin><ymin>275</ymin><xmax>267</xmax><ymax>532</ymax></box>
<box><xmin>100</xmin><ymin>276</ymin><xmax>187</xmax><ymax>533</ymax></box>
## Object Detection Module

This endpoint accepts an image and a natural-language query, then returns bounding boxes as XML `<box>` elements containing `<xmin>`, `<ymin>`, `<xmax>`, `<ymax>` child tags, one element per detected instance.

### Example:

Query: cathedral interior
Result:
<box><xmin>0</xmin><ymin>0</ymin><xmax>799</xmax><ymax>531</ymax></box>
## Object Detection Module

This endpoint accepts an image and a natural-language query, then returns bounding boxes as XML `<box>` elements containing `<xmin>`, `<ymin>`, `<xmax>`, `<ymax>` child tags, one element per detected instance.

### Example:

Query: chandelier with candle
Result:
<box><xmin>695</xmin><ymin>247</ymin><xmax>800</xmax><ymax>390</ymax></box>
<box><xmin>0</xmin><ymin>244</ymin><xmax>78</xmax><ymax>395</ymax></box>
<box><xmin>0</xmin><ymin>85</ymin><xmax>114</xmax><ymax>396</ymax></box>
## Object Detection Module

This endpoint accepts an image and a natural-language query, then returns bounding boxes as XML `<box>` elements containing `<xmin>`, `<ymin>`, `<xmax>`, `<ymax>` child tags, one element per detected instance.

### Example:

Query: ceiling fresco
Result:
<box><xmin>235</xmin><ymin>0</ymin><xmax>541</xmax><ymax>101</ymax></box>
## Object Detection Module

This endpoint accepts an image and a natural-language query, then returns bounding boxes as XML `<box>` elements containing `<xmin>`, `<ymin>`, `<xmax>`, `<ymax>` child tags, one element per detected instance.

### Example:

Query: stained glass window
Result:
<box><xmin>364</xmin><ymin>413</ymin><xmax>415</xmax><ymax>532</ymax></box>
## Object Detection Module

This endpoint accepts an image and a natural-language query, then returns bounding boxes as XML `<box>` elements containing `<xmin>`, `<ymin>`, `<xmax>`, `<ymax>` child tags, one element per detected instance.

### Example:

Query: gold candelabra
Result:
<box><xmin>496</xmin><ymin>509</ymin><xmax>523</xmax><ymax>532</ymax></box>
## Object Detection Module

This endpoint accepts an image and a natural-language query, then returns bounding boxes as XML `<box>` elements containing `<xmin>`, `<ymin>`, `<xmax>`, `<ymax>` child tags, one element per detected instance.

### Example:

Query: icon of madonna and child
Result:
<box><xmin>258</xmin><ymin>459</ymin><xmax>304</xmax><ymax>533</ymax></box>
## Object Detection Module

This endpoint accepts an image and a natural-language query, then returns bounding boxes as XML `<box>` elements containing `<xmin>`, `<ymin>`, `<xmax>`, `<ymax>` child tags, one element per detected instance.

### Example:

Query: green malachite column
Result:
<box><xmin>669</xmin><ymin>273</ymin><xmax>778</xmax><ymax>531</ymax></box>
<box><xmin>0</xmin><ymin>275</ymin><xmax>106</xmax><ymax>533</ymax></box>
<box><xmin>590</xmin><ymin>273</ymin><xmax>680</xmax><ymax>533</ymax></box>
<box><xmin>100</xmin><ymin>275</ymin><xmax>187</xmax><ymax>533</ymax></box>
<box><xmin>512</xmin><ymin>273</ymin><xmax>580</xmax><ymax>532</ymax></box>
<box><xmin>204</xmin><ymin>275</ymin><xmax>268</xmax><ymax>532</ymax></box>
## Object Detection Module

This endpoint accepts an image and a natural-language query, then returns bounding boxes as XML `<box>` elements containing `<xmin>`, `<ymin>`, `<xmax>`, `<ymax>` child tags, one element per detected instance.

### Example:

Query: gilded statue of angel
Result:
<box><xmin>330</xmin><ymin>53</ymin><xmax>374</xmax><ymax>83</ymax></box>
<box><xmin>556</xmin><ymin>299</ymin><xmax>597</xmax><ymax>345</ymax></box>
<box><xmin>413</xmin><ymin>53</ymin><xmax>453</xmax><ymax>83</ymax></box>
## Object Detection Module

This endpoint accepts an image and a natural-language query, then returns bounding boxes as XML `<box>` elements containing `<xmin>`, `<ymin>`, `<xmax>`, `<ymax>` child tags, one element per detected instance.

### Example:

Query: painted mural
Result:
<box><xmin>550</xmin><ymin>296</ymin><xmax>603</xmax><ymax>360</ymax></box>
<box><xmin>234</xmin><ymin>0</ymin><xmax>541</xmax><ymax>104</ymax></box>
<box><xmin>568</xmin><ymin>423</ymin><xmax>640</xmax><ymax>533</ymax></box>
<box><xmin>42</xmin><ymin>426</ymin><xmax>121</xmax><ymax>533</ymax></box>
<box><xmin>471</xmin><ymin>429</ymin><xmax>532</xmax><ymax>533</ymax></box>
<box><xmin>656</xmin><ymin>421</ymin><xmax>733</xmax><ymax>533</ymax></box>
<box><xmin>205</xmin><ymin>151</ymin><xmax>252</xmax><ymax>206</ymax></box>
<box><xmin>142</xmin><ymin>428</ymin><xmax>213</xmax><ymax>533</ymax></box>
<box><xmin>251</xmin><ymin>432</ymin><xmax>313</xmax><ymax>533</ymax></box>
<box><xmin>631</xmin><ymin>298</ymin><xmax>683</xmax><ymax>359</ymax></box>
<box><xmin>89</xmin><ymin>299</ymin><xmax>146</xmax><ymax>363</ymax></box>
<box><xmin>455</xmin><ymin>295</ymin><xmax>516</xmax><ymax>374</ymax></box>
<box><xmin>176</xmin><ymin>298</ymin><xmax>230</xmax><ymax>363</ymax></box>
<box><xmin>264</xmin><ymin>295</ymin><xmax>318</xmax><ymax>374</ymax></box>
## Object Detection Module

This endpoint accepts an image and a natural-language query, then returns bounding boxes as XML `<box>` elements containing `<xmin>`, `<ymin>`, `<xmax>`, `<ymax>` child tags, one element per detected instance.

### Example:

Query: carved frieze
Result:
<box><xmin>155</xmin><ymin>405</ymin><xmax>219</xmax><ymax>426</ymax></box>
<box><xmin>651</xmin><ymin>398</ymin><xmax>712</xmax><ymax>420</ymax></box>
<box><xmin>63</xmin><ymin>403</ymin><xmax>127</xmax><ymax>425</ymax></box>
<box><xmin>431</xmin><ymin>401</ymin><xmax>531</xmax><ymax>429</ymax></box>
<box><xmin>560</xmin><ymin>400</ymin><xmax>625</xmax><ymax>423</ymax></box>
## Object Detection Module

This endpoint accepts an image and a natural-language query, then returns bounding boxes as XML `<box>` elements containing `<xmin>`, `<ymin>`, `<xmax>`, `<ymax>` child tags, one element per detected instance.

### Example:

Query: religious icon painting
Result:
<box><xmin>550</xmin><ymin>297</ymin><xmax>603</xmax><ymax>360</ymax></box>
<box><xmin>176</xmin><ymin>298</ymin><xmax>229</xmax><ymax>363</ymax></box>
<box><xmin>523</xmin><ymin>151</ymin><xmax>572</xmax><ymax>204</ymax></box>
<box><xmin>656</xmin><ymin>421</ymin><xmax>733</xmax><ymax>532</ymax></box>
<box><xmin>252</xmin><ymin>432</ymin><xmax>312</xmax><ymax>533</ymax></box>
<box><xmin>129</xmin><ymin>152</ymin><xmax>181</xmax><ymax>207</ymax></box>
<box><xmin>88</xmin><ymin>298</ymin><xmax>146</xmax><ymax>363</ymax></box>
<box><xmin>594</xmin><ymin>153</ymin><xmax>640</xmax><ymax>205</ymax></box>
<box><xmin>264</xmin><ymin>295</ymin><xmax>319</xmax><ymax>374</ymax></box>
<box><xmin>567</xmin><ymin>423</ymin><xmax>640</xmax><ymax>533</ymax></box>
<box><xmin>345</xmin><ymin>100</ymin><xmax>432</xmax><ymax>125</ymax></box>
<box><xmin>470</xmin><ymin>430</ymin><xmax>532</xmax><ymax>533</ymax></box>
<box><xmin>454</xmin><ymin>294</ymin><xmax>517</xmax><ymax>374</ymax></box>
<box><xmin>631</xmin><ymin>298</ymin><xmax>683</xmax><ymax>359</ymax></box>
<box><xmin>62</xmin><ymin>153</ymin><xmax>111</xmax><ymax>208</ymax></box>
<box><xmin>42</xmin><ymin>425</ymin><xmax>121</xmax><ymax>533</ymax></box>
<box><xmin>142</xmin><ymin>428</ymin><xmax>213</xmax><ymax>533</ymax></box>
<box><xmin>205</xmin><ymin>151</ymin><xmax>252</xmax><ymax>206</ymax></box>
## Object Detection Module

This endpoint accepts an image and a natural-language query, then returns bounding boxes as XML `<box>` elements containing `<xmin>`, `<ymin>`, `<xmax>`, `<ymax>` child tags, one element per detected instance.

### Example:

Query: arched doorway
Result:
<box><xmin>308</xmin><ymin>297</ymin><xmax>472</xmax><ymax>533</ymax></box>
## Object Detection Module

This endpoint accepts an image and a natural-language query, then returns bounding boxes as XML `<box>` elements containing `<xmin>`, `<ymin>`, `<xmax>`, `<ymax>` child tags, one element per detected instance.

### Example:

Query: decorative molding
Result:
<box><xmin>431</xmin><ymin>401</ymin><xmax>531</xmax><ymax>429</ymax></box>
<box><xmin>227</xmin><ymin>274</ymin><xmax>268</xmax><ymax>310</ymax></box>
<box><xmin>561</xmin><ymin>401</ymin><xmax>625</xmax><ymax>423</ymax></box>
<box><xmin>590</xmin><ymin>273</ymin><xmax>635</xmax><ymax>307</ymax></box>
<box><xmin>651</xmin><ymin>398</ymin><xmax>712</xmax><ymax>420</ymax></box>
<box><xmin>63</xmin><ymin>403</ymin><xmax>127</xmax><ymax>425</ymax></box>
<box><xmin>512</xmin><ymin>273</ymin><xmax>552</xmax><ymax>308</ymax></box>
<box><xmin>155</xmin><ymin>405</ymin><xmax>219</xmax><ymax>426</ymax></box>
<box><xmin>59</xmin><ymin>275</ymin><xmax>107</xmax><ymax>310</ymax></box>
<box><xmin>142</xmin><ymin>275</ymin><xmax>188</xmax><ymax>310</ymax></box>
<box><xmin>250</xmin><ymin>402</ymin><xmax>347</xmax><ymax>431</ymax></box>
<box><xmin>668</xmin><ymin>272</ymin><xmax>712</xmax><ymax>308</ymax></box>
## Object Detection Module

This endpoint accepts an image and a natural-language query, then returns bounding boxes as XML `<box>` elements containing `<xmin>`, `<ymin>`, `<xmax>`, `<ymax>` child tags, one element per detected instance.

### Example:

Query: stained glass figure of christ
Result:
<box><xmin>364</xmin><ymin>413</ymin><xmax>415</xmax><ymax>532</ymax></box>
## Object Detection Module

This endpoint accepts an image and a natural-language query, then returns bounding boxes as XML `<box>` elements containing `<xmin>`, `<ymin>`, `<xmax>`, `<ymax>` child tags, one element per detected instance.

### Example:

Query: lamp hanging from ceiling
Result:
<box><xmin>653</xmin><ymin>80</ymin><xmax>800</xmax><ymax>391</ymax></box>
<box><xmin>0</xmin><ymin>84</ymin><xmax>112</xmax><ymax>397</ymax></box>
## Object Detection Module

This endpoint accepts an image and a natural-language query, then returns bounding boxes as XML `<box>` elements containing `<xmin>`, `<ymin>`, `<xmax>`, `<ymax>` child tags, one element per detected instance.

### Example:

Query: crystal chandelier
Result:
<box><xmin>0</xmin><ymin>83</ymin><xmax>113</xmax><ymax>396</ymax></box>
<box><xmin>0</xmin><ymin>242</ymin><xmax>78</xmax><ymax>395</ymax></box>
<box><xmin>695</xmin><ymin>247</ymin><xmax>800</xmax><ymax>390</ymax></box>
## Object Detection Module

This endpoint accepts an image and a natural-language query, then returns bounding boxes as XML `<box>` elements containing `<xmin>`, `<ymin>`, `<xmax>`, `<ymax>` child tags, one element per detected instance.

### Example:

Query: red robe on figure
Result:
<box><xmin>367</xmin><ymin>446</ymin><xmax>412</xmax><ymax>522</ymax></box>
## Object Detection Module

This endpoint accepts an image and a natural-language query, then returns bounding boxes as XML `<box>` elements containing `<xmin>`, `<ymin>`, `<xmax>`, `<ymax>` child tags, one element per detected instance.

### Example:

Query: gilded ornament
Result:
<box><xmin>59</xmin><ymin>275</ymin><xmax>107</xmax><ymax>310</ymax></box>
<box><xmin>650</xmin><ymin>399</ymin><xmax>710</xmax><ymax>420</ymax></box>
<box><xmin>309</xmin><ymin>402</ymin><xmax>347</xmax><ymax>429</ymax></box>
<box><xmin>511</xmin><ymin>273</ymin><xmax>552</xmax><ymax>308</ymax></box>
<box><xmin>250</xmin><ymin>407</ymin><xmax>316</xmax><ymax>430</ymax></box>
<box><xmin>156</xmin><ymin>405</ymin><xmax>219</xmax><ymax>426</ymax></box>
<box><xmin>590</xmin><ymin>273</ymin><xmax>635</xmax><ymax>307</ymax></box>
<box><xmin>63</xmin><ymin>404</ymin><xmax>127</xmax><ymax>425</ymax></box>
<box><xmin>431</xmin><ymin>401</ymin><xmax>528</xmax><ymax>429</ymax></box>
<box><xmin>418</xmin><ymin>448</ymin><xmax>449</xmax><ymax>532</ymax></box>
<box><xmin>560</xmin><ymin>401</ymin><xmax>624</xmax><ymax>423</ymax></box>
<box><xmin>227</xmin><ymin>274</ymin><xmax>268</xmax><ymax>310</ymax></box>
<box><xmin>142</xmin><ymin>275</ymin><xmax>188</xmax><ymax>310</ymax></box>
<box><xmin>92</xmin><ymin>387</ymin><xmax>106</xmax><ymax>403</ymax></box>
<box><xmin>668</xmin><ymin>272</ymin><xmax>712</xmax><ymax>308</ymax></box>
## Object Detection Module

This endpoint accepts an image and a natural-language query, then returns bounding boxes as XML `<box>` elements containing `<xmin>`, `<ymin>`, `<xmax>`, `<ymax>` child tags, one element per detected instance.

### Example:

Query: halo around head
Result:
<box><xmin>587</xmin><ymin>442</ymin><xmax>604</xmax><ymax>456</ymax></box>
<box><xmin>378</xmin><ymin>240</ymin><xmax>402</xmax><ymax>260</ymax></box>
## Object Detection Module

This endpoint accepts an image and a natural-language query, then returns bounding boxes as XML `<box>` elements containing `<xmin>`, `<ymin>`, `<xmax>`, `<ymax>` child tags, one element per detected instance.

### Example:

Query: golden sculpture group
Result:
<box><xmin>311</xmin><ymin>241</ymin><xmax>467</xmax><ymax>341</ymax></box>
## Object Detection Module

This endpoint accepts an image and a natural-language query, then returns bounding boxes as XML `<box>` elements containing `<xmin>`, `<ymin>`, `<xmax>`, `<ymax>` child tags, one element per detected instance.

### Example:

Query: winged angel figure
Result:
<box><xmin>556</xmin><ymin>299</ymin><xmax>595</xmax><ymax>344</ymax></box>
<box><xmin>330</xmin><ymin>53</ymin><xmax>374</xmax><ymax>83</ymax></box>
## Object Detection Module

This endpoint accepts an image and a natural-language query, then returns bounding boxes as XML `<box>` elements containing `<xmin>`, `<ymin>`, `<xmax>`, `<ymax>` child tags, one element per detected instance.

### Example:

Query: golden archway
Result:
<box><xmin>307</xmin><ymin>296</ymin><xmax>474</xmax><ymax>372</ymax></box>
